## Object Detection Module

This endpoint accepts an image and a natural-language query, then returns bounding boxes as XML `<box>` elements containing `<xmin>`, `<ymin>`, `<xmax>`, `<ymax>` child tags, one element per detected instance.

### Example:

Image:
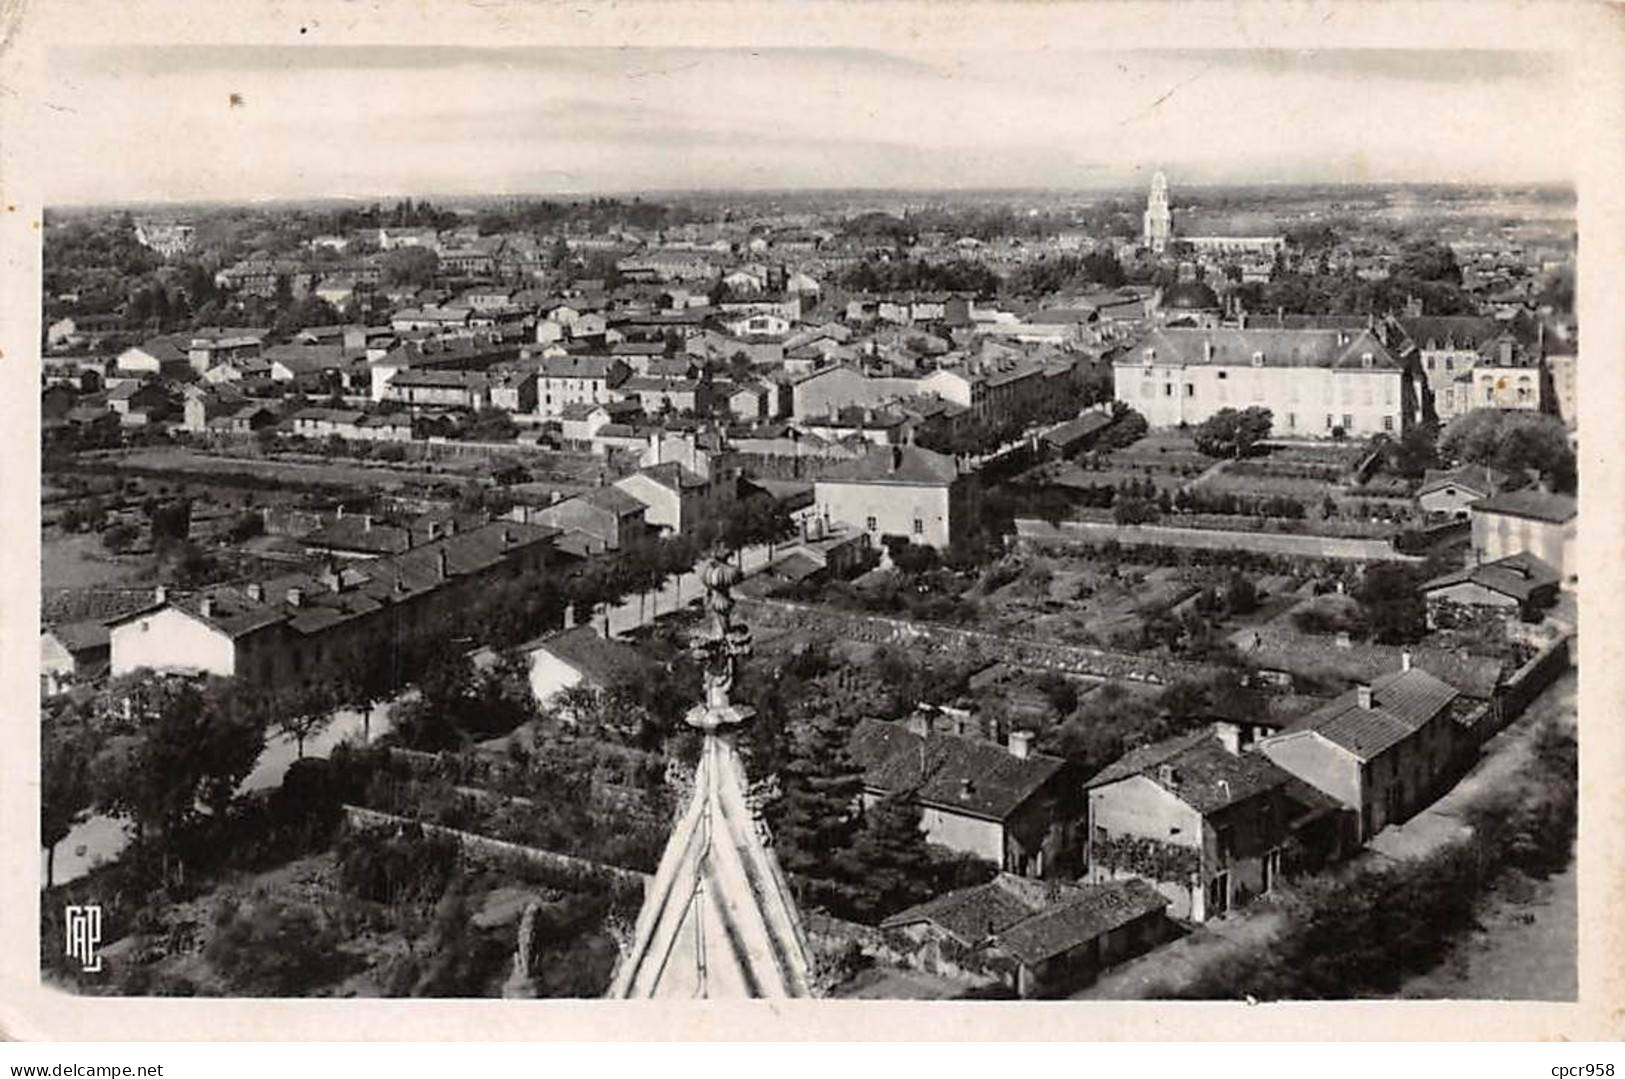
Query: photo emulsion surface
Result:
<box><xmin>35</xmin><ymin>42</ymin><xmax>1580</xmax><ymax>1003</ymax></box>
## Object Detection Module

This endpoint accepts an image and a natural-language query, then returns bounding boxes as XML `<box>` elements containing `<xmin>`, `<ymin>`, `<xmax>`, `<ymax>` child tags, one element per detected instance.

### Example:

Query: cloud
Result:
<box><xmin>41</xmin><ymin>45</ymin><xmax>1574</xmax><ymax>204</ymax></box>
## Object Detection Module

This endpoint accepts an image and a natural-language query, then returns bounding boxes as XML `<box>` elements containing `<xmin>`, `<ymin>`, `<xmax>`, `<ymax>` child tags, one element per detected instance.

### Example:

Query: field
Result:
<box><xmin>68</xmin><ymin>445</ymin><xmax>602</xmax><ymax>501</ymax></box>
<box><xmin>40</xmin><ymin>530</ymin><xmax>149</xmax><ymax>589</ymax></box>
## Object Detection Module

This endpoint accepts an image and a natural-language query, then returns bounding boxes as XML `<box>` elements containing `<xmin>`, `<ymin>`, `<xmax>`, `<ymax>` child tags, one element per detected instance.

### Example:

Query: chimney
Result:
<box><xmin>1008</xmin><ymin>730</ymin><xmax>1035</xmax><ymax>760</ymax></box>
<box><xmin>1214</xmin><ymin>721</ymin><xmax>1241</xmax><ymax>756</ymax></box>
<box><xmin>426</xmin><ymin>521</ymin><xmax>439</xmax><ymax>540</ymax></box>
<box><xmin>199</xmin><ymin>595</ymin><xmax>214</xmax><ymax>618</ymax></box>
<box><xmin>153</xmin><ymin>585</ymin><xmax>168</xmax><ymax>605</ymax></box>
<box><xmin>286</xmin><ymin>586</ymin><xmax>304</xmax><ymax>607</ymax></box>
<box><xmin>891</xmin><ymin>444</ymin><xmax>904</xmax><ymax>470</ymax></box>
<box><xmin>436</xmin><ymin>549</ymin><xmax>449</xmax><ymax>580</ymax></box>
<box><xmin>1202</xmin><ymin>340</ymin><xmax>1214</xmax><ymax>363</ymax></box>
<box><xmin>246</xmin><ymin>582</ymin><xmax>264</xmax><ymax>603</ymax></box>
<box><xmin>959</xmin><ymin>777</ymin><xmax>975</xmax><ymax>802</ymax></box>
<box><xmin>362</xmin><ymin>514</ymin><xmax>373</xmax><ymax>532</ymax></box>
<box><xmin>1357</xmin><ymin>684</ymin><xmax>1374</xmax><ymax>709</ymax></box>
<box><xmin>1498</xmin><ymin>337</ymin><xmax>1514</xmax><ymax>365</ymax></box>
<box><xmin>904</xmin><ymin>711</ymin><xmax>931</xmax><ymax>737</ymax></box>
<box><xmin>501</xmin><ymin>527</ymin><xmax>513</xmax><ymax>548</ymax></box>
<box><xmin>1401</xmin><ymin>649</ymin><xmax>1413</xmax><ymax>672</ymax></box>
<box><xmin>1157</xmin><ymin>764</ymin><xmax>1179</xmax><ymax>787</ymax></box>
<box><xmin>444</xmin><ymin>518</ymin><xmax>457</xmax><ymax>537</ymax></box>
<box><xmin>1335</xmin><ymin>630</ymin><xmax>1353</xmax><ymax>649</ymax></box>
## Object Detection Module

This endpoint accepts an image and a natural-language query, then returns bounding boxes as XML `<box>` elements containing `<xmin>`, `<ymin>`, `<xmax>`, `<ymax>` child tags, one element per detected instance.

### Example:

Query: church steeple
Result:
<box><xmin>605</xmin><ymin>556</ymin><xmax>815</xmax><ymax>999</ymax></box>
<box><xmin>1144</xmin><ymin>170</ymin><xmax>1173</xmax><ymax>254</ymax></box>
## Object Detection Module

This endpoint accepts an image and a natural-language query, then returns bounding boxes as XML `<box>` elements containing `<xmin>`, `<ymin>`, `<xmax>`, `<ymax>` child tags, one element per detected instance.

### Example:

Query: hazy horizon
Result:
<box><xmin>44</xmin><ymin>46</ymin><xmax>1576</xmax><ymax>205</ymax></box>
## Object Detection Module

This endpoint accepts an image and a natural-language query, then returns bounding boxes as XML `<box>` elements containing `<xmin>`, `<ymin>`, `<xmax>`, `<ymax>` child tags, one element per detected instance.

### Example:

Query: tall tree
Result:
<box><xmin>772</xmin><ymin>712</ymin><xmax>866</xmax><ymax>914</ymax></box>
<box><xmin>1193</xmin><ymin>406</ymin><xmax>1274</xmax><ymax>459</ymax></box>
<box><xmin>41</xmin><ymin>723</ymin><xmax>93</xmax><ymax>889</ymax></box>
<box><xmin>844</xmin><ymin>792</ymin><xmax>936</xmax><ymax>923</ymax></box>
<box><xmin>90</xmin><ymin>675</ymin><xmax>264</xmax><ymax>866</ymax></box>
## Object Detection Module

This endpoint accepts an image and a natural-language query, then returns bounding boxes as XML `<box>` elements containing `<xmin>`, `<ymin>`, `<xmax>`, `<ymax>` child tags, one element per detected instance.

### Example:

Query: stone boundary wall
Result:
<box><xmin>1498</xmin><ymin>633</ymin><xmax>1574</xmax><ymax>722</ymax></box>
<box><xmin>1013</xmin><ymin>518</ymin><xmax>1421</xmax><ymax>563</ymax></box>
<box><xmin>737</xmin><ymin>596</ymin><xmax>1224</xmax><ymax>686</ymax></box>
<box><xmin>341</xmin><ymin>804</ymin><xmax>649</xmax><ymax>889</ymax></box>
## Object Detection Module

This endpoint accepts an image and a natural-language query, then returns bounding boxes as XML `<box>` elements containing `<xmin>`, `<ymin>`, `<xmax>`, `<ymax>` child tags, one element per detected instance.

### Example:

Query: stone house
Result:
<box><xmin>1085</xmin><ymin>723</ymin><xmax>1345</xmax><ymax>922</ymax></box>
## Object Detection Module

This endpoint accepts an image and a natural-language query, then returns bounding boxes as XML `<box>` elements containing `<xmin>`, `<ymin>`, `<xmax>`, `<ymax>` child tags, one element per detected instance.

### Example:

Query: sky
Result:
<box><xmin>40</xmin><ymin>46</ymin><xmax>1576</xmax><ymax>205</ymax></box>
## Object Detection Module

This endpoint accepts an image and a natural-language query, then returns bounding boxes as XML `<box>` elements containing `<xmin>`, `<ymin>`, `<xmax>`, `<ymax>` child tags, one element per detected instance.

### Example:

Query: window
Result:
<box><xmin>1361</xmin><ymin>352</ymin><xmax>1373</xmax><ymax>368</ymax></box>
<box><xmin>1164</xmin><ymin>383</ymin><xmax>1173</xmax><ymax>396</ymax></box>
<box><xmin>1263</xmin><ymin>848</ymin><xmax>1283</xmax><ymax>894</ymax></box>
<box><xmin>1383</xmin><ymin>415</ymin><xmax>1394</xmax><ymax>432</ymax></box>
<box><xmin>1206</xmin><ymin>872</ymin><xmax>1230</xmax><ymax>917</ymax></box>
<box><xmin>1325</xmin><ymin>414</ymin><xmax>1335</xmax><ymax>429</ymax></box>
<box><xmin>1444</xmin><ymin>357</ymin><xmax>1454</xmax><ymax>372</ymax></box>
<box><xmin>1287</xmin><ymin>412</ymin><xmax>1296</xmax><ymax>429</ymax></box>
<box><xmin>912</xmin><ymin>517</ymin><xmax>923</xmax><ymax>536</ymax></box>
<box><xmin>1184</xmin><ymin>383</ymin><xmax>1195</xmax><ymax>397</ymax></box>
<box><xmin>1342</xmin><ymin>414</ymin><xmax>1352</xmax><ymax>430</ymax></box>
<box><xmin>866</xmin><ymin>516</ymin><xmax>877</xmax><ymax>532</ymax></box>
<box><xmin>1216</xmin><ymin>370</ymin><xmax>1228</xmax><ymax>380</ymax></box>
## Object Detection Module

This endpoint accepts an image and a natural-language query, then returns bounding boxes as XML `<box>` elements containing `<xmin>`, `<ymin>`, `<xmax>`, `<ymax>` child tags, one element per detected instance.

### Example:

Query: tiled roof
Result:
<box><xmin>1119</xmin><ymin>326</ymin><xmax>1402</xmax><ymax>370</ymax></box>
<box><xmin>539</xmin><ymin>355</ymin><xmax>623</xmax><ymax>381</ymax></box>
<box><xmin>994</xmin><ymin>879</ymin><xmax>1168</xmax><ymax>965</ymax></box>
<box><xmin>1395</xmin><ymin>316</ymin><xmax>1503</xmax><ymax>352</ymax></box>
<box><xmin>623</xmin><ymin>376</ymin><xmax>702</xmax><ymax>394</ymax></box>
<box><xmin>579</xmin><ymin>485</ymin><xmax>650</xmax><ymax>516</ymax></box>
<box><xmin>1471</xmin><ymin>489</ymin><xmax>1577</xmax><ymax>525</ymax></box>
<box><xmin>848</xmin><ymin>718</ymin><xmax>1067</xmax><ymax>822</ymax></box>
<box><xmin>521</xmin><ymin>625</ymin><xmax>657</xmax><ymax>687</ymax></box>
<box><xmin>815</xmin><ymin>445</ymin><xmax>959</xmax><ymax>488</ymax></box>
<box><xmin>46</xmin><ymin>619</ymin><xmax>111</xmax><ymax>654</ymax></box>
<box><xmin>1422</xmin><ymin>551</ymin><xmax>1560</xmax><ymax>603</ymax></box>
<box><xmin>1238</xmin><ymin>625</ymin><xmax>1506</xmax><ymax>701</ymax></box>
<box><xmin>633</xmin><ymin>461</ymin><xmax>709</xmax><ymax>492</ymax></box>
<box><xmin>881</xmin><ymin>874</ymin><xmax>1168</xmax><ymax>966</ymax></box>
<box><xmin>292</xmin><ymin>407</ymin><xmax>364</xmax><ymax>424</ymax></box>
<box><xmin>1417</xmin><ymin>464</ymin><xmax>1509</xmax><ymax>498</ymax></box>
<box><xmin>880</xmin><ymin>874</ymin><xmax>1056</xmax><ymax>942</ymax></box>
<box><xmin>1041</xmin><ymin>412</ymin><xmax>1112</xmax><ymax>447</ymax></box>
<box><xmin>1085</xmin><ymin>726</ymin><xmax>1296</xmax><ymax>814</ymax></box>
<box><xmin>388</xmin><ymin>369</ymin><xmax>490</xmax><ymax>389</ymax></box>
<box><xmin>111</xmin><ymin>521</ymin><xmax>557</xmax><ymax>642</ymax></box>
<box><xmin>303</xmin><ymin>516</ymin><xmax>413</xmax><ymax>555</ymax></box>
<box><xmin>1282</xmin><ymin>667</ymin><xmax>1460</xmax><ymax>760</ymax></box>
<box><xmin>264</xmin><ymin>347</ymin><xmax>360</xmax><ymax>377</ymax></box>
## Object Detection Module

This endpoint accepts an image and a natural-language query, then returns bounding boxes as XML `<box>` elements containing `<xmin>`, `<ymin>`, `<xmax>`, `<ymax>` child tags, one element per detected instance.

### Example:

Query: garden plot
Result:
<box><xmin>982</xmin><ymin>563</ymin><xmax>1198</xmax><ymax>647</ymax></box>
<box><xmin>1200</xmin><ymin>462</ymin><xmax>1341</xmax><ymax>501</ymax></box>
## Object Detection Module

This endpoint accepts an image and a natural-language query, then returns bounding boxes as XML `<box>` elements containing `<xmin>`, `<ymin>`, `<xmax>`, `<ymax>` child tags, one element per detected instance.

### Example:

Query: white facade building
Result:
<box><xmin>1115</xmin><ymin>326</ymin><xmax>1407</xmax><ymax>438</ymax></box>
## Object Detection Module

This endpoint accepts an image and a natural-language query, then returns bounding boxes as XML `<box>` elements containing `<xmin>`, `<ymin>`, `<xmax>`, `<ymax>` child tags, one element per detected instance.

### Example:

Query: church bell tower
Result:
<box><xmin>1144</xmin><ymin>171</ymin><xmax>1173</xmax><ymax>254</ymax></box>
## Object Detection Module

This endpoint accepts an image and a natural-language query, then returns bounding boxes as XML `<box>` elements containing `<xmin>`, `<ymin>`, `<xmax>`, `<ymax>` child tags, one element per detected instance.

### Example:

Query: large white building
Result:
<box><xmin>1115</xmin><ymin>326</ymin><xmax>1408</xmax><ymax>438</ymax></box>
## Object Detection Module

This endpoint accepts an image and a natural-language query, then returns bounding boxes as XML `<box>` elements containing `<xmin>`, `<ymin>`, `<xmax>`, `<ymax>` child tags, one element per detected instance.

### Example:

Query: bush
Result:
<box><xmin>1112</xmin><ymin>495</ymin><xmax>1161</xmax><ymax>525</ymax></box>
<box><xmin>205</xmin><ymin>899</ymin><xmax>354</xmax><ymax>996</ymax></box>
<box><xmin>100</xmin><ymin>522</ymin><xmax>141</xmax><ymax>553</ymax></box>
